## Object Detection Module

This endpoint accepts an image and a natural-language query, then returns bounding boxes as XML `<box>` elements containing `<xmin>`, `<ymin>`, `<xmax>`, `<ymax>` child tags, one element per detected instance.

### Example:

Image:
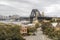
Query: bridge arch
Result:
<box><xmin>30</xmin><ymin>9</ymin><xmax>41</xmax><ymax>23</ymax></box>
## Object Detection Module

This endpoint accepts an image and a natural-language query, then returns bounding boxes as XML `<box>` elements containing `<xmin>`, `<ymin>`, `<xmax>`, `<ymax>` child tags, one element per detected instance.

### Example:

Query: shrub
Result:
<box><xmin>35</xmin><ymin>23</ymin><xmax>40</xmax><ymax>28</ymax></box>
<box><xmin>0</xmin><ymin>23</ymin><xmax>25</xmax><ymax>40</ymax></box>
<box><xmin>41</xmin><ymin>22</ymin><xmax>60</xmax><ymax>40</ymax></box>
<box><xmin>27</xmin><ymin>27</ymin><xmax>36</xmax><ymax>33</ymax></box>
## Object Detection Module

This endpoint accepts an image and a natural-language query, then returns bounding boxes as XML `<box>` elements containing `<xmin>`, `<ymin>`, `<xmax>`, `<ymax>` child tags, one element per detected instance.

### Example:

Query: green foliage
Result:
<box><xmin>0</xmin><ymin>23</ymin><xmax>25</xmax><ymax>40</ymax></box>
<box><xmin>35</xmin><ymin>23</ymin><xmax>40</xmax><ymax>28</ymax></box>
<box><xmin>27</xmin><ymin>23</ymin><xmax>40</xmax><ymax>35</ymax></box>
<box><xmin>27</xmin><ymin>27</ymin><xmax>36</xmax><ymax>33</ymax></box>
<box><xmin>41</xmin><ymin>22</ymin><xmax>60</xmax><ymax>40</ymax></box>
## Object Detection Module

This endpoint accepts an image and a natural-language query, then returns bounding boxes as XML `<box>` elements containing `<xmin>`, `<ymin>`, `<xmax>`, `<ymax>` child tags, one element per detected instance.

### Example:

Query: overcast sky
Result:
<box><xmin>0</xmin><ymin>0</ymin><xmax>60</xmax><ymax>17</ymax></box>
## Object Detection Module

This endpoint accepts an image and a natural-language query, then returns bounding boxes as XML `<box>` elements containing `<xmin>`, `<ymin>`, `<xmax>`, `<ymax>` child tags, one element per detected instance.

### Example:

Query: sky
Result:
<box><xmin>0</xmin><ymin>0</ymin><xmax>60</xmax><ymax>17</ymax></box>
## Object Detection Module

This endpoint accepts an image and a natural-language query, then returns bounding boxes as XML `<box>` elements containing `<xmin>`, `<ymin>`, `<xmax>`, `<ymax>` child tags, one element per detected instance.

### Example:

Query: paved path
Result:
<box><xmin>24</xmin><ymin>27</ymin><xmax>52</xmax><ymax>40</ymax></box>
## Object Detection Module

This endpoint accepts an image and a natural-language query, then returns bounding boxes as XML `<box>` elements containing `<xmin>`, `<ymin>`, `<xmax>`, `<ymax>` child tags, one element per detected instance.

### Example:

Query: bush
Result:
<box><xmin>35</xmin><ymin>23</ymin><xmax>40</xmax><ymax>28</ymax></box>
<box><xmin>28</xmin><ymin>27</ymin><xmax>36</xmax><ymax>32</ymax></box>
<box><xmin>0</xmin><ymin>23</ymin><xmax>25</xmax><ymax>40</ymax></box>
<box><xmin>41</xmin><ymin>22</ymin><xmax>60</xmax><ymax>40</ymax></box>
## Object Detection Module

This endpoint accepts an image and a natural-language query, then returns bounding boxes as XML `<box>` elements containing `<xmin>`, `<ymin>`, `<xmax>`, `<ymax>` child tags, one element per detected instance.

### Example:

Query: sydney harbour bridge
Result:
<box><xmin>30</xmin><ymin>9</ymin><xmax>52</xmax><ymax>23</ymax></box>
<box><xmin>15</xmin><ymin>9</ymin><xmax>52</xmax><ymax>23</ymax></box>
<box><xmin>0</xmin><ymin>9</ymin><xmax>52</xmax><ymax>23</ymax></box>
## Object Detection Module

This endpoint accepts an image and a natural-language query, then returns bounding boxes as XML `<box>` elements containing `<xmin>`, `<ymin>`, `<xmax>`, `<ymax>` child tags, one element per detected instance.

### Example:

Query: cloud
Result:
<box><xmin>0</xmin><ymin>0</ymin><xmax>60</xmax><ymax>17</ymax></box>
<box><xmin>44</xmin><ymin>4</ymin><xmax>60</xmax><ymax>17</ymax></box>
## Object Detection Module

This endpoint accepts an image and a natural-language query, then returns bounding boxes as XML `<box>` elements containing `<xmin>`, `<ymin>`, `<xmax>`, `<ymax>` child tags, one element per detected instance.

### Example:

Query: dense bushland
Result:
<box><xmin>0</xmin><ymin>23</ymin><xmax>25</xmax><ymax>40</ymax></box>
<box><xmin>41</xmin><ymin>22</ymin><xmax>60</xmax><ymax>40</ymax></box>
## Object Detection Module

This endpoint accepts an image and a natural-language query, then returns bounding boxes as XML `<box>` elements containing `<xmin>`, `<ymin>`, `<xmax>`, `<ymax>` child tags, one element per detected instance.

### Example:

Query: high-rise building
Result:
<box><xmin>42</xmin><ymin>11</ymin><xmax>44</xmax><ymax>17</ymax></box>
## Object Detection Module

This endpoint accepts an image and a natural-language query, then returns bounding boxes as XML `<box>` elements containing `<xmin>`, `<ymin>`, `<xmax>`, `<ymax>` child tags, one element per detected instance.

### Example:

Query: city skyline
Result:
<box><xmin>0</xmin><ymin>0</ymin><xmax>60</xmax><ymax>17</ymax></box>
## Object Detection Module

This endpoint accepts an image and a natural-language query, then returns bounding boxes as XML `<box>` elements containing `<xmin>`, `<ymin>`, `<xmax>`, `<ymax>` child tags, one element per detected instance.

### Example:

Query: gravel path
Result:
<box><xmin>24</xmin><ymin>27</ymin><xmax>52</xmax><ymax>40</ymax></box>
